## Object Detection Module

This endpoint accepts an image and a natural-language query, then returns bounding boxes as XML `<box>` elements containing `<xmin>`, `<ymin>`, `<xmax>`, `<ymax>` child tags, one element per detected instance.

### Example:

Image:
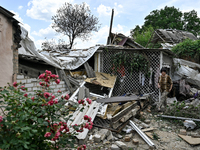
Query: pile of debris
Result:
<box><xmin>55</xmin><ymin>60</ymin><xmax>158</xmax><ymax>149</ymax></box>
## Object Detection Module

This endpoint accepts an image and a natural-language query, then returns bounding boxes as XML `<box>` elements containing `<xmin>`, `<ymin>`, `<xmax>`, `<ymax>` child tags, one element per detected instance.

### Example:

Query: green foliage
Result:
<box><xmin>131</xmin><ymin>6</ymin><xmax>200</xmax><ymax>45</ymax></box>
<box><xmin>131</xmin><ymin>26</ymin><xmax>160</xmax><ymax>48</ymax></box>
<box><xmin>110</xmin><ymin>51</ymin><xmax>150</xmax><ymax>77</ymax></box>
<box><xmin>0</xmin><ymin>71</ymin><xmax>90</xmax><ymax>150</ymax></box>
<box><xmin>171</xmin><ymin>39</ymin><xmax>200</xmax><ymax>62</ymax></box>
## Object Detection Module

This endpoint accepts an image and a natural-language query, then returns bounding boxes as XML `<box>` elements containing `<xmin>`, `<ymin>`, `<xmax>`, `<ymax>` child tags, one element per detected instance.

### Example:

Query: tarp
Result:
<box><xmin>173</xmin><ymin>58</ymin><xmax>200</xmax><ymax>87</ymax></box>
<box><xmin>18</xmin><ymin>26</ymin><xmax>100</xmax><ymax>70</ymax></box>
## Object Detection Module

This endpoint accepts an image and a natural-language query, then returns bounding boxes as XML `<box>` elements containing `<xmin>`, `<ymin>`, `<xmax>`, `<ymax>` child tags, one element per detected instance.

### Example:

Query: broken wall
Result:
<box><xmin>16</xmin><ymin>74</ymin><xmax>68</xmax><ymax>95</ymax></box>
<box><xmin>0</xmin><ymin>13</ymin><xmax>14</xmax><ymax>87</ymax></box>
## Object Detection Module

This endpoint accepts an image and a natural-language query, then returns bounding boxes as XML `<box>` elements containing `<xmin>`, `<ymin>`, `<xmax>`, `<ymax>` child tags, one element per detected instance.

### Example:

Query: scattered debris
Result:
<box><xmin>178</xmin><ymin>134</ymin><xmax>200</xmax><ymax>145</ymax></box>
<box><xmin>184</xmin><ymin>120</ymin><xmax>196</xmax><ymax>130</ymax></box>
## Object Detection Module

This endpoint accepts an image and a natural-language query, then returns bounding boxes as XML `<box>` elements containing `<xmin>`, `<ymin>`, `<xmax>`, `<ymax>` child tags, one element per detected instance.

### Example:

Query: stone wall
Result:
<box><xmin>16</xmin><ymin>74</ymin><xmax>68</xmax><ymax>95</ymax></box>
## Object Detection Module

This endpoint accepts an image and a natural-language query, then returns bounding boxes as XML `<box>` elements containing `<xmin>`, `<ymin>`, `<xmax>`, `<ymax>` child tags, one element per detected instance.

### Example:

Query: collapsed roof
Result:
<box><xmin>150</xmin><ymin>29</ymin><xmax>198</xmax><ymax>44</ymax></box>
<box><xmin>109</xmin><ymin>33</ymin><xmax>144</xmax><ymax>48</ymax></box>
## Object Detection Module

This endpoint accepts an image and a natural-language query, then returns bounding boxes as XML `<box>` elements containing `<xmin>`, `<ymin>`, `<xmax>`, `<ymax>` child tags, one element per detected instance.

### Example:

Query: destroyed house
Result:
<box><xmin>0</xmin><ymin>6</ymin><xmax>21</xmax><ymax>87</ymax></box>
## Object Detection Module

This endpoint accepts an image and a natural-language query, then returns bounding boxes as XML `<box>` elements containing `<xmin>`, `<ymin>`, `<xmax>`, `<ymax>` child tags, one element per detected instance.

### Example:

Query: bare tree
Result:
<box><xmin>52</xmin><ymin>2</ymin><xmax>100</xmax><ymax>49</ymax></box>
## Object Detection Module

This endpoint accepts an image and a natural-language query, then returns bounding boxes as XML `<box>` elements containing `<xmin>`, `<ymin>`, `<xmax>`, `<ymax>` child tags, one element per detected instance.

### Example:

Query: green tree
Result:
<box><xmin>131</xmin><ymin>6</ymin><xmax>200</xmax><ymax>46</ymax></box>
<box><xmin>183</xmin><ymin>10</ymin><xmax>200</xmax><ymax>36</ymax></box>
<box><xmin>144</xmin><ymin>6</ymin><xmax>183</xmax><ymax>30</ymax></box>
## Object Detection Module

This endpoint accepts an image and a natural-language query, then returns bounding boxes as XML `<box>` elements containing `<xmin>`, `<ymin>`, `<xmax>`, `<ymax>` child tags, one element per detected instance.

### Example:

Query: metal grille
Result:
<box><xmin>102</xmin><ymin>50</ymin><xmax>160</xmax><ymax>101</ymax></box>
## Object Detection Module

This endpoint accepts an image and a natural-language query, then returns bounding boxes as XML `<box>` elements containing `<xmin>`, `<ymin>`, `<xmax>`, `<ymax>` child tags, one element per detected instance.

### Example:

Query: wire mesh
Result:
<box><xmin>102</xmin><ymin>50</ymin><xmax>160</xmax><ymax>101</ymax></box>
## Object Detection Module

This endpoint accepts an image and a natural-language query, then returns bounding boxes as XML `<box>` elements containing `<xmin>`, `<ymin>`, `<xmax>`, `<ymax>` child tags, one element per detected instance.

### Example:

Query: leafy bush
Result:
<box><xmin>171</xmin><ymin>39</ymin><xmax>200</xmax><ymax>62</ymax></box>
<box><xmin>0</xmin><ymin>70</ymin><xmax>92</xmax><ymax>150</ymax></box>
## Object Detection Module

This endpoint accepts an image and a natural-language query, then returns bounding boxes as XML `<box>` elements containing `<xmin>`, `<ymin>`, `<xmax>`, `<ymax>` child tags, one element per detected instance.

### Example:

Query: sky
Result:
<box><xmin>1</xmin><ymin>0</ymin><xmax>200</xmax><ymax>50</ymax></box>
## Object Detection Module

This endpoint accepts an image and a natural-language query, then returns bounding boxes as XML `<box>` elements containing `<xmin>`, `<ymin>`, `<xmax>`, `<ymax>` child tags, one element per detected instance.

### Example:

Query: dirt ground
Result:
<box><xmin>83</xmin><ymin>109</ymin><xmax>200</xmax><ymax>150</ymax></box>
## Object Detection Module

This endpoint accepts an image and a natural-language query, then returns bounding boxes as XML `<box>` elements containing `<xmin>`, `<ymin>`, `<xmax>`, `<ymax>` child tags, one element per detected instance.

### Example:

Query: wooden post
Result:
<box><xmin>107</xmin><ymin>9</ymin><xmax>114</xmax><ymax>45</ymax></box>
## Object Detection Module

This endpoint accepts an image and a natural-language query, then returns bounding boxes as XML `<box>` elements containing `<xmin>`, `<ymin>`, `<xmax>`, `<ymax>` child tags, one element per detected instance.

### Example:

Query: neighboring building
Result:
<box><xmin>0</xmin><ymin>6</ymin><xmax>21</xmax><ymax>87</ymax></box>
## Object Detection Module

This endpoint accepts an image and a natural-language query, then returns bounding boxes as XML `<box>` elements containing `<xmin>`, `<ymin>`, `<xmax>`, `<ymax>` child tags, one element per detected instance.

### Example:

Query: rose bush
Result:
<box><xmin>0</xmin><ymin>70</ymin><xmax>92</xmax><ymax>150</ymax></box>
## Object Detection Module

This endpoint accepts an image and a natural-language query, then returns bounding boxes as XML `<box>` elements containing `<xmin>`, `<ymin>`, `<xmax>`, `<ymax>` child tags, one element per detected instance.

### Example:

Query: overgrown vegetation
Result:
<box><xmin>110</xmin><ymin>51</ymin><xmax>150</xmax><ymax>77</ymax></box>
<box><xmin>171</xmin><ymin>39</ymin><xmax>200</xmax><ymax>63</ymax></box>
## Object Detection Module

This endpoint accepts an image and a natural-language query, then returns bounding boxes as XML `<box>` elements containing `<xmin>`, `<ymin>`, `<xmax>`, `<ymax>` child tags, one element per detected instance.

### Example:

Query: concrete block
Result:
<box><xmin>27</xmin><ymin>88</ymin><xmax>32</xmax><ymax>92</ymax></box>
<box><xmin>50</xmin><ymin>85</ymin><xmax>56</xmax><ymax>88</ymax></box>
<box><xmin>26</xmin><ymin>79</ymin><xmax>33</xmax><ymax>83</ymax></box>
<box><xmin>180</xmin><ymin>129</ymin><xmax>187</xmax><ymax>135</ymax></box>
<box><xmin>17</xmin><ymin>79</ymin><xmax>26</xmax><ymax>84</ymax></box>
<box><xmin>115</xmin><ymin>141</ymin><xmax>127</xmax><ymax>149</ymax></box>
<box><xmin>132</xmin><ymin>139</ymin><xmax>139</xmax><ymax>145</ymax></box>
<box><xmin>60</xmin><ymin>81</ymin><xmax>65</xmax><ymax>84</ymax></box>
<box><xmin>144</xmin><ymin>119</ymin><xmax>151</xmax><ymax>124</ymax></box>
<box><xmin>57</xmin><ymin>84</ymin><xmax>63</xmax><ymax>88</ymax></box>
<box><xmin>17</xmin><ymin>75</ymin><xmax>24</xmax><ymax>80</ymax></box>
<box><xmin>110</xmin><ymin>144</ymin><xmax>120</xmax><ymax>150</ymax></box>
<box><xmin>107</xmin><ymin>131</ymin><xmax>114</xmax><ymax>141</ymax></box>
<box><xmin>94</xmin><ymin>134</ymin><xmax>101</xmax><ymax>143</ymax></box>
<box><xmin>99</xmin><ymin>129</ymin><xmax>109</xmax><ymax>141</ymax></box>
<box><xmin>25</xmin><ymin>83</ymin><xmax>34</xmax><ymax>88</ymax></box>
<box><xmin>60</xmin><ymin>87</ymin><xmax>67</xmax><ymax>91</ymax></box>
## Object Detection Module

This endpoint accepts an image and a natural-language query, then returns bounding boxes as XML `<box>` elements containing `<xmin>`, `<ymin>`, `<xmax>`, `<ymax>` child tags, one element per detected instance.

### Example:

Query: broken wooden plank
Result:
<box><xmin>142</xmin><ymin>128</ymin><xmax>157</xmax><ymax>132</ymax></box>
<box><xmin>178</xmin><ymin>134</ymin><xmax>200</xmax><ymax>145</ymax></box>
<box><xmin>59</xmin><ymin>70</ymin><xmax>74</xmax><ymax>94</ymax></box>
<box><xmin>84</xmin><ymin>62</ymin><xmax>96</xmax><ymax>78</ymax></box>
<box><xmin>111</xmin><ymin>101</ymin><xmax>138</xmax><ymax>124</ymax></box>
<box><xmin>78</xmin><ymin>87</ymin><xmax>85</xmax><ymax>100</ymax></box>
<box><xmin>85</xmin><ymin>72</ymin><xmax>117</xmax><ymax>88</ymax></box>
<box><xmin>100</xmin><ymin>73</ymin><xmax>109</xmax><ymax>80</ymax></box>
<box><xmin>96</xmin><ymin>95</ymin><xmax>140</xmax><ymax>103</ymax></box>
<box><xmin>67</xmin><ymin>75</ymin><xmax>80</xmax><ymax>87</ymax></box>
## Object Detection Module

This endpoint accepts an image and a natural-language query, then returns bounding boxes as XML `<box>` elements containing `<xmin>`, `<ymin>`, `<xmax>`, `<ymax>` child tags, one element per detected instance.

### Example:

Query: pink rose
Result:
<box><xmin>55</xmin><ymin>79</ymin><xmax>60</xmax><ymax>84</ymax></box>
<box><xmin>84</xmin><ymin>123</ymin><xmax>89</xmax><ymax>128</ymax></box>
<box><xmin>88</xmin><ymin>116</ymin><xmax>92</xmax><ymax>122</ymax></box>
<box><xmin>78</xmin><ymin>99</ymin><xmax>82</xmax><ymax>104</ymax></box>
<box><xmin>13</xmin><ymin>82</ymin><xmax>18</xmax><ymax>87</ymax></box>
<box><xmin>39</xmin><ymin>82</ymin><xmax>45</xmax><ymax>86</ymax></box>
<box><xmin>55</xmin><ymin>131</ymin><xmax>60</xmax><ymax>138</ymax></box>
<box><xmin>48</xmin><ymin>100</ymin><xmax>54</xmax><ymax>106</ymax></box>
<box><xmin>64</xmin><ymin>94</ymin><xmax>69</xmax><ymax>100</ymax></box>
<box><xmin>0</xmin><ymin>116</ymin><xmax>3</xmax><ymax>123</ymax></box>
<box><xmin>88</xmin><ymin>125</ymin><xmax>93</xmax><ymax>130</ymax></box>
<box><xmin>21</xmin><ymin>86</ymin><xmax>26</xmax><ymax>91</ymax></box>
<box><xmin>55</xmin><ymin>75</ymin><xmax>59</xmax><ymax>78</ymax></box>
<box><xmin>24</xmin><ymin>93</ymin><xmax>28</xmax><ymax>97</ymax></box>
<box><xmin>51</xmin><ymin>95</ymin><xmax>55</xmax><ymax>100</ymax></box>
<box><xmin>84</xmin><ymin>115</ymin><xmax>88</xmax><ymax>120</ymax></box>
<box><xmin>59</xmin><ymin>126</ymin><xmax>64</xmax><ymax>131</ymax></box>
<box><xmin>57</xmin><ymin>90</ymin><xmax>61</xmax><ymax>93</ymax></box>
<box><xmin>44</xmin><ymin>132</ymin><xmax>51</xmax><ymax>137</ymax></box>
<box><xmin>31</xmin><ymin>97</ymin><xmax>34</xmax><ymax>101</ymax></box>
<box><xmin>87</xmin><ymin>99</ymin><xmax>92</xmax><ymax>104</ymax></box>
<box><xmin>54</xmin><ymin>99</ymin><xmax>58</xmax><ymax>104</ymax></box>
<box><xmin>83</xmin><ymin>145</ymin><xmax>86</xmax><ymax>149</ymax></box>
<box><xmin>44</xmin><ymin>92</ymin><xmax>50</xmax><ymax>98</ymax></box>
<box><xmin>39</xmin><ymin>73</ymin><xmax>45</xmax><ymax>79</ymax></box>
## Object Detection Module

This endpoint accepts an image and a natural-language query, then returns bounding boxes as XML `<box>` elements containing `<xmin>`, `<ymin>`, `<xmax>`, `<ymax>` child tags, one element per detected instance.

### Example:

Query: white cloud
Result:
<box><xmin>18</xmin><ymin>6</ymin><xmax>23</xmax><ymax>10</ymax></box>
<box><xmin>26</xmin><ymin>0</ymin><xmax>73</xmax><ymax>21</ymax></box>
<box><xmin>11</xmin><ymin>10</ymin><xmax>35</xmax><ymax>41</ymax></box>
<box><xmin>97</xmin><ymin>4</ymin><xmax>113</xmax><ymax>16</ymax></box>
<box><xmin>32</xmin><ymin>24</ymin><xmax>57</xmax><ymax>38</ymax></box>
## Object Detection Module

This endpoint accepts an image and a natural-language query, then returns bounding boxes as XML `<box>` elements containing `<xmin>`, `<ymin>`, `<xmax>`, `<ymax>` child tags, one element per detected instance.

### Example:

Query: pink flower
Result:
<box><xmin>21</xmin><ymin>86</ymin><xmax>26</xmax><ymax>91</ymax></box>
<box><xmin>59</xmin><ymin>126</ymin><xmax>64</xmax><ymax>131</ymax></box>
<box><xmin>83</xmin><ymin>145</ymin><xmax>86</xmax><ymax>149</ymax></box>
<box><xmin>55</xmin><ymin>75</ymin><xmax>59</xmax><ymax>78</ymax></box>
<box><xmin>39</xmin><ymin>73</ymin><xmax>45</xmax><ymax>79</ymax></box>
<box><xmin>50</xmin><ymin>74</ymin><xmax>56</xmax><ymax>79</ymax></box>
<box><xmin>84</xmin><ymin>115</ymin><xmax>88</xmax><ymax>120</ymax></box>
<box><xmin>44</xmin><ymin>132</ymin><xmax>51</xmax><ymax>137</ymax></box>
<box><xmin>51</xmin><ymin>95</ymin><xmax>55</xmax><ymax>100</ymax></box>
<box><xmin>13</xmin><ymin>82</ymin><xmax>18</xmax><ymax>87</ymax></box>
<box><xmin>64</xmin><ymin>94</ymin><xmax>69</xmax><ymax>100</ymax></box>
<box><xmin>84</xmin><ymin>123</ymin><xmax>89</xmax><ymax>128</ymax></box>
<box><xmin>39</xmin><ymin>82</ymin><xmax>45</xmax><ymax>86</ymax></box>
<box><xmin>87</xmin><ymin>99</ymin><xmax>92</xmax><ymax>104</ymax></box>
<box><xmin>89</xmin><ymin>121</ymin><xmax>93</xmax><ymax>126</ymax></box>
<box><xmin>31</xmin><ymin>97</ymin><xmax>35</xmax><ymax>101</ymax></box>
<box><xmin>45</xmin><ymin>78</ymin><xmax>50</xmax><ymax>83</ymax></box>
<box><xmin>55</xmin><ymin>131</ymin><xmax>61</xmax><ymax>138</ymax></box>
<box><xmin>65</xmin><ymin>127</ymin><xmax>69</xmax><ymax>132</ymax></box>
<box><xmin>88</xmin><ymin>116</ymin><xmax>92</xmax><ymax>122</ymax></box>
<box><xmin>57</xmin><ymin>90</ymin><xmax>61</xmax><ymax>93</ymax></box>
<box><xmin>45</xmin><ymin>70</ymin><xmax>52</xmax><ymax>75</ymax></box>
<box><xmin>44</xmin><ymin>92</ymin><xmax>50</xmax><ymax>98</ymax></box>
<box><xmin>88</xmin><ymin>125</ymin><xmax>93</xmax><ymax>130</ymax></box>
<box><xmin>51</xmin><ymin>137</ymin><xmax>56</xmax><ymax>141</ymax></box>
<box><xmin>54</xmin><ymin>99</ymin><xmax>58</xmax><ymax>104</ymax></box>
<box><xmin>48</xmin><ymin>100</ymin><xmax>54</xmax><ymax>106</ymax></box>
<box><xmin>86</xmin><ymin>98</ymin><xmax>90</xmax><ymax>101</ymax></box>
<box><xmin>78</xmin><ymin>99</ymin><xmax>82</xmax><ymax>104</ymax></box>
<box><xmin>45</xmin><ymin>83</ymin><xmax>50</xmax><ymax>87</ymax></box>
<box><xmin>0</xmin><ymin>116</ymin><xmax>3</xmax><ymax>123</ymax></box>
<box><xmin>55</xmin><ymin>79</ymin><xmax>60</xmax><ymax>84</ymax></box>
<box><xmin>24</xmin><ymin>93</ymin><xmax>28</xmax><ymax>97</ymax></box>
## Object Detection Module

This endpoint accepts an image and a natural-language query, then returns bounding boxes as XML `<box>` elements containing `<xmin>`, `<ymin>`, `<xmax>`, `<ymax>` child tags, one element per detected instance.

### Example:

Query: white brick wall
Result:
<box><xmin>16</xmin><ymin>74</ymin><xmax>68</xmax><ymax>95</ymax></box>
